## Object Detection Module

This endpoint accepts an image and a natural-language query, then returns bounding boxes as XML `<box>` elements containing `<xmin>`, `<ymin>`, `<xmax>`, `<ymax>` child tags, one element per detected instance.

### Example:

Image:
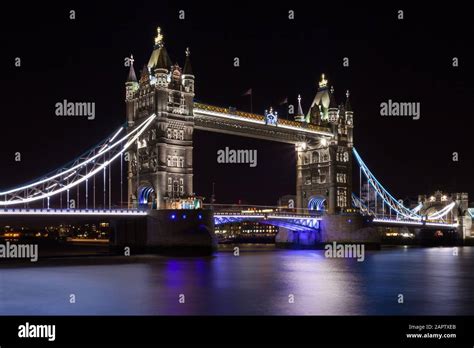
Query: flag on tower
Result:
<box><xmin>242</xmin><ymin>88</ymin><xmax>252</xmax><ymax>96</ymax></box>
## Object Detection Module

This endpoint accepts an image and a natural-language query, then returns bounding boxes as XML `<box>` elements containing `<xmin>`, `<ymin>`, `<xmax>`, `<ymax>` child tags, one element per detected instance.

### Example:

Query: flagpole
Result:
<box><xmin>250</xmin><ymin>92</ymin><xmax>253</xmax><ymax>113</ymax></box>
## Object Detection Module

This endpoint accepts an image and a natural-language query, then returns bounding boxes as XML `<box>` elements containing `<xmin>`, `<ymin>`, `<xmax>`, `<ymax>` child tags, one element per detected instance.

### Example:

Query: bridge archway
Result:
<box><xmin>308</xmin><ymin>195</ymin><xmax>326</xmax><ymax>212</ymax></box>
<box><xmin>138</xmin><ymin>184</ymin><xmax>156</xmax><ymax>209</ymax></box>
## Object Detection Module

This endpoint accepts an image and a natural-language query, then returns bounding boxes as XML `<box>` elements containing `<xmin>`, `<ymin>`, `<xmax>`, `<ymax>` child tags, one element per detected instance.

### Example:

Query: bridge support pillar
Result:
<box><xmin>275</xmin><ymin>227</ymin><xmax>320</xmax><ymax>249</ymax></box>
<box><xmin>111</xmin><ymin>209</ymin><xmax>217</xmax><ymax>255</ymax></box>
<box><xmin>320</xmin><ymin>213</ymin><xmax>379</xmax><ymax>245</ymax></box>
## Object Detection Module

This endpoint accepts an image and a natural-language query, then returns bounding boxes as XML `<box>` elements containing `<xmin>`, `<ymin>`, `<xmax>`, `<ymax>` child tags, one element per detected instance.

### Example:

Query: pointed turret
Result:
<box><xmin>328</xmin><ymin>86</ymin><xmax>338</xmax><ymax>124</ymax></box>
<box><xmin>345</xmin><ymin>90</ymin><xmax>354</xmax><ymax>132</ymax></box>
<box><xmin>295</xmin><ymin>94</ymin><xmax>305</xmax><ymax>122</ymax></box>
<box><xmin>345</xmin><ymin>89</ymin><xmax>352</xmax><ymax>112</ymax></box>
<box><xmin>125</xmin><ymin>55</ymin><xmax>139</xmax><ymax>126</ymax></box>
<box><xmin>125</xmin><ymin>54</ymin><xmax>138</xmax><ymax>101</ymax></box>
<box><xmin>183</xmin><ymin>47</ymin><xmax>193</xmax><ymax>75</ymax></box>
<box><xmin>127</xmin><ymin>55</ymin><xmax>138</xmax><ymax>83</ymax></box>
<box><xmin>182</xmin><ymin>47</ymin><xmax>195</xmax><ymax>94</ymax></box>
<box><xmin>329</xmin><ymin>86</ymin><xmax>338</xmax><ymax>109</ymax></box>
<box><xmin>148</xmin><ymin>27</ymin><xmax>172</xmax><ymax>87</ymax></box>
<box><xmin>307</xmin><ymin>73</ymin><xmax>331</xmax><ymax>121</ymax></box>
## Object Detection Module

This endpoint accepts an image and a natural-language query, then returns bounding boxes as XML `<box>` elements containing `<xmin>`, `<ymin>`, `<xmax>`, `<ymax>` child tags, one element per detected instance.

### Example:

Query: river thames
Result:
<box><xmin>1</xmin><ymin>245</ymin><xmax>473</xmax><ymax>315</ymax></box>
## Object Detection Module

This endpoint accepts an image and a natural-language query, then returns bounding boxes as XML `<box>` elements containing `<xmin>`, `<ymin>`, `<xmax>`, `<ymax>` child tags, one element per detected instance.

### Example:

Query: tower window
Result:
<box><xmin>172</xmin><ymin>156</ymin><xmax>178</xmax><ymax>167</ymax></box>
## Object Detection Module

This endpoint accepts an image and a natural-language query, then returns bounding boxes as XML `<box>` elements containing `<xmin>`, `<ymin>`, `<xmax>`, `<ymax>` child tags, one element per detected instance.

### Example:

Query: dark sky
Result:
<box><xmin>1</xmin><ymin>2</ymin><xmax>473</xmax><ymax>206</ymax></box>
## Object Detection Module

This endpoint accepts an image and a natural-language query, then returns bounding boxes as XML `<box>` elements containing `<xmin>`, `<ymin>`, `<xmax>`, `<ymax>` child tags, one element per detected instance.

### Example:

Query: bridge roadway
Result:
<box><xmin>0</xmin><ymin>208</ymin><xmax>457</xmax><ymax>230</ymax></box>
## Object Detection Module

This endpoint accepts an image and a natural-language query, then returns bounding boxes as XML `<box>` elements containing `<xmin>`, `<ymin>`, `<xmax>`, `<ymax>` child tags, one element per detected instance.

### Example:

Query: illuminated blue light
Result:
<box><xmin>182</xmin><ymin>214</ymin><xmax>187</xmax><ymax>219</ymax></box>
<box><xmin>170</xmin><ymin>213</ymin><xmax>177</xmax><ymax>220</ymax></box>
<box><xmin>198</xmin><ymin>214</ymin><xmax>203</xmax><ymax>220</ymax></box>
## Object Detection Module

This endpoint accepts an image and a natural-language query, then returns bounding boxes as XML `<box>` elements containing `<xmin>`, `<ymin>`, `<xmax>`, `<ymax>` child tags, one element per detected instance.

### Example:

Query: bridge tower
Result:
<box><xmin>295</xmin><ymin>75</ymin><xmax>353</xmax><ymax>214</ymax></box>
<box><xmin>125</xmin><ymin>27</ymin><xmax>195</xmax><ymax>209</ymax></box>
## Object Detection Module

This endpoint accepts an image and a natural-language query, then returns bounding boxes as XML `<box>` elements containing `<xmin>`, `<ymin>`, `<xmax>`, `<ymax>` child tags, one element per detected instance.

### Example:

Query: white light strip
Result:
<box><xmin>411</xmin><ymin>202</ymin><xmax>423</xmax><ymax>214</ymax></box>
<box><xmin>267</xmin><ymin>215</ymin><xmax>322</xmax><ymax>220</ymax></box>
<box><xmin>0</xmin><ymin>115</ymin><xmax>156</xmax><ymax>205</ymax></box>
<box><xmin>109</xmin><ymin>127</ymin><xmax>124</xmax><ymax>143</ymax></box>
<box><xmin>46</xmin><ymin>183</ymin><xmax>58</xmax><ymax>190</ymax></box>
<box><xmin>98</xmin><ymin>144</ymin><xmax>109</xmax><ymax>154</ymax></box>
<box><xmin>0</xmin><ymin>209</ymin><xmax>147</xmax><ymax>216</ymax></box>
<box><xmin>426</xmin><ymin>202</ymin><xmax>455</xmax><ymax>220</ymax></box>
<box><xmin>0</xmin><ymin>116</ymin><xmax>153</xmax><ymax>195</ymax></box>
<box><xmin>373</xmin><ymin>218</ymin><xmax>458</xmax><ymax>228</ymax></box>
<box><xmin>215</xmin><ymin>214</ymin><xmax>266</xmax><ymax>219</ymax></box>
<box><xmin>425</xmin><ymin>222</ymin><xmax>459</xmax><ymax>228</ymax></box>
<box><xmin>194</xmin><ymin>109</ymin><xmax>334</xmax><ymax>137</ymax></box>
<box><xmin>63</xmin><ymin>170</ymin><xmax>77</xmax><ymax>180</ymax></box>
<box><xmin>214</xmin><ymin>214</ymin><xmax>321</xmax><ymax>220</ymax></box>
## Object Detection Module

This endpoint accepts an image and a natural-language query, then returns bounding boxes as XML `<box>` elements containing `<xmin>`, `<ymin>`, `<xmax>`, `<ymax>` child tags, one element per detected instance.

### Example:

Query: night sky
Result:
<box><xmin>1</xmin><ymin>2</ymin><xmax>473</xmax><ymax>206</ymax></box>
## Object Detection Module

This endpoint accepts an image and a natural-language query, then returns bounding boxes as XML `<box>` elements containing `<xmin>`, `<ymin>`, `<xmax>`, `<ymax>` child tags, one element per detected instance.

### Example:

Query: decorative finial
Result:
<box><xmin>298</xmin><ymin>94</ymin><xmax>301</xmax><ymax>102</ymax></box>
<box><xmin>346</xmin><ymin>90</ymin><xmax>350</xmax><ymax>98</ymax></box>
<box><xmin>330</xmin><ymin>86</ymin><xmax>334</xmax><ymax>94</ymax></box>
<box><xmin>130</xmin><ymin>54</ymin><xmax>134</xmax><ymax>66</ymax></box>
<box><xmin>319</xmin><ymin>73</ymin><xmax>328</xmax><ymax>88</ymax></box>
<box><xmin>154</xmin><ymin>27</ymin><xmax>164</xmax><ymax>47</ymax></box>
<box><xmin>186</xmin><ymin>47</ymin><xmax>191</xmax><ymax>56</ymax></box>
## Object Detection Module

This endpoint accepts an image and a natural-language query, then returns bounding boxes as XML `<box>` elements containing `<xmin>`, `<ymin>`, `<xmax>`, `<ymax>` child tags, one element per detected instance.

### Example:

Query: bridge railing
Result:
<box><xmin>204</xmin><ymin>203</ymin><xmax>323</xmax><ymax>217</ymax></box>
<box><xmin>0</xmin><ymin>208</ymin><xmax>147</xmax><ymax>215</ymax></box>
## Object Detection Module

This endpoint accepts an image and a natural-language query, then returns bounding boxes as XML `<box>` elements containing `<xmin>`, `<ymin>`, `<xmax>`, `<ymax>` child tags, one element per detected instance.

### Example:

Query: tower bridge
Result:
<box><xmin>0</xmin><ymin>26</ymin><xmax>470</xmax><ymax>253</ymax></box>
<box><xmin>126</xmin><ymin>28</ymin><xmax>354</xmax><ymax>217</ymax></box>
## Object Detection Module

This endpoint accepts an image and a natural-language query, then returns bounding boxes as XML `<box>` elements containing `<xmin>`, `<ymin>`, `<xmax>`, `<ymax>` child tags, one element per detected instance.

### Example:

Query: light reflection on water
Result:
<box><xmin>0</xmin><ymin>245</ymin><xmax>473</xmax><ymax>315</ymax></box>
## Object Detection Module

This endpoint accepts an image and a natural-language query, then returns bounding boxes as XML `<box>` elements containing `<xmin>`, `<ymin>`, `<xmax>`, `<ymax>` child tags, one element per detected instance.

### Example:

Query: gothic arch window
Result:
<box><xmin>173</xmin><ymin>129</ymin><xmax>178</xmax><ymax>139</ymax></box>
<box><xmin>172</xmin><ymin>156</ymin><xmax>178</xmax><ymax>167</ymax></box>
<box><xmin>178</xmin><ymin>157</ymin><xmax>184</xmax><ymax>168</ymax></box>
<box><xmin>337</xmin><ymin>188</ymin><xmax>347</xmax><ymax>208</ymax></box>
<box><xmin>167</xmin><ymin>128</ymin><xmax>172</xmax><ymax>138</ymax></box>
<box><xmin>167</xmin><ymin>156</ymin><xmax>172</xmax><ymax>166</ymax></box>
<box><xmin>173</xmin><ymin>181</ymin><xmax>179</xmax><ymax>195</ymax></box>
<box><xmin>312</xmin><ymin>151</ymin><xmax>319</xmax><ymax>163</ymax></box>
<box><xmin>179</xmin><ymin>130</ymin><xmax>184</xmax><ymax>140</ymax></box>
